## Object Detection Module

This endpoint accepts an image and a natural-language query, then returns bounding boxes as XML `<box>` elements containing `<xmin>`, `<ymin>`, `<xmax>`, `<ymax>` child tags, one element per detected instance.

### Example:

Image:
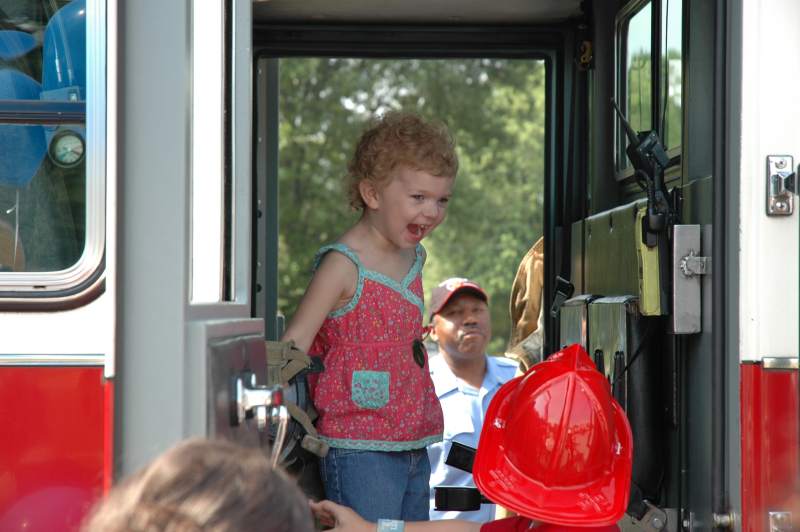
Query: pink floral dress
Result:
<box><xmin>308</xmin><ymin>243</ymin><xmax>444</xmax><ymax>451</ymax></box>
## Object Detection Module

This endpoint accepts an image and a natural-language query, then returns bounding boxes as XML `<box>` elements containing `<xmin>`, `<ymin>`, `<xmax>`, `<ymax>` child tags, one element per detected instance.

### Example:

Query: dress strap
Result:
<box><xmin>400</xmin><ymin>244</ymin><xmax>425</xmax><ymax>287</ymax></box>
<box><xmin>400</xmin><ymin>245</ymin><xmax>425</xmax><ymax>317</ymax></box>
<box><xmin>313</xmin><ymin>243</ymin><xmax>362</xmax><ymax>271</ymax></box>
<box><xmin>313</xmin><ymin>243</ymin><xmax>364</xmax><ymax>318</ymax></box>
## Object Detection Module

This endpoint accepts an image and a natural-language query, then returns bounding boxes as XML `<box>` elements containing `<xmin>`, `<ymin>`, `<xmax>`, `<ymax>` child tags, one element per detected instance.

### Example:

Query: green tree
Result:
<box><xmin>278</xmin><ymin>58</ymin><xmax>545</xmax><ymax>353</ymax></box>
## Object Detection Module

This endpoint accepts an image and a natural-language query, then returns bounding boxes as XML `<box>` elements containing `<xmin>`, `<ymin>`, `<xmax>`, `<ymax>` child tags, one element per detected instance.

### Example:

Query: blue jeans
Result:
<box><xmin>320</xmin><ymin>448</ymin><xmax>431</xmax><ymax>522</ymax></box>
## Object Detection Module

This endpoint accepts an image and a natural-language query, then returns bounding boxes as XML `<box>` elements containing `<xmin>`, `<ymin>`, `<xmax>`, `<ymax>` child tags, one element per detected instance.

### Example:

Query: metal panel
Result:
<box><xmin>680</xmin><ymin>181</ymin><xmax>715</xmax><ymax>532</ymax></box>
<box><xmin>675</xmin><ymin>176</ymin><xmax>718</xmax><ymax>530</ymax></box>
<box><xmin>0</xmin><ymin>354</ymin><xmax>105</xmax><ymax>366</ymax></box>
<box><xmin>253</xmin><ymin>0</ymin><xmax>583</xmax><ymax>25</ymax></box>
<box><xmin>185</xmin><ymin>318</ymin><xmax>266</xmax><ymax>440</ymax></box>
<box><xmin>0</xmin><ymin>366</ymin><xmax>106</xmax><ymax>530</ymax></box>
<box><xmin>118</xmin><ymin>0</ymin><xmax>255</xmax><ymax>475</ymax></box>
<box><xmin>763</xmin><ymin>357</ymin><xmax>799</xmax><ymax>370</ymax></box>
<box><xmin>207</xmin><ymin>334</ymin><xmax>269</xmax><ymax>445</ymax></box>
<box><xmin>588</xmin><ymin>296</ymin><xmax>665</xmax><ymax>522</ymax></box>
<box><xmin>559</xmin><ymin>294</ymin><xmax>596</xmax><ymax>349</ymax></box>
<box><xmin>739</xmin><ymin>0</ymin><xmax>800</xmax><ymax>363</ymax></box>
<box><xmin>254</xmin><ymin>58</ymin><xmax>280</xmax><ymax>339</ymax></box>
<box><xmin>231</xmin><ymin>0</ymin><xmax>254</xmax><ymax>304</ymax></box>
<box><xmin>570</xmin><ymin>219</ymin><xmax>584</xmax><ymax>295</ymax></box>
<box><xmin>118</xmin><ymin>0</ymin><xmax>193</xmax><ymax>476</ymax></box>
<box><xmin>587</xmin><ymin>295</ymin><xmax>637</xmax><ymax>382</ymax></box>
<box><xmin>740</xmin><ymin>363</ymin><xmax>799</xmax><ymax>531</ymax></box>
<box><xmin>671</xmin><ymin>225</ymin><xmax>703</xmax><ymax>334</ymax></box>
<box><xmin>583</xmin><ymin>201</ymin><xmax>642</xmax><ymax>297</ymax></box>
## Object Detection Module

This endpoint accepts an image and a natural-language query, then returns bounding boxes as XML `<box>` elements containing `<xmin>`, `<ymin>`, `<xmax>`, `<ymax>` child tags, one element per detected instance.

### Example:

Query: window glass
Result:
<box><xmin>190</xmin><ymin>0</ymin><xmax>225</xmax><ymax>303</ymax></box>
<box><xmin>0</xmin><ymin>0</ymin><xmax>87</xmax><ymax>273</ymax></box>
<box><xmin>626</xmin><ymin>4</ymin><xmax>652</xmax><ymax>136</ymax></box>
<box><xmin>662</xmin><ymin>0</ymin><xmax>682</xmax><ymax>150</ymax></box>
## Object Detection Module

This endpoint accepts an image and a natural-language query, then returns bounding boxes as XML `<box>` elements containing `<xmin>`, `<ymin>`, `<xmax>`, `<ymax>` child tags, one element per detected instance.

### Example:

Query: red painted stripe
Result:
<box><xmin>740</xmin><ymin>363</ymin><xmax>799</xmax><ymax>532</ymax></box>
<box><xmin>0</xmin><ymin>365</ymin><xmax>105</xmax><ymax>531</ymax></box>
<box><xmin>103</xmin><ymin>378</ymin><xmax>114</xmax><ymax>494</ymax></box>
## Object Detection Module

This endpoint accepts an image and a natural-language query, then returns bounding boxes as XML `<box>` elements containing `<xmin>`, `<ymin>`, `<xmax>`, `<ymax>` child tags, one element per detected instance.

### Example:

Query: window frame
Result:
<box><xmin>188</xmin><ymin>0</ymin><xmax>252</xmax><ymax>314</ymax></box>
<box><xmin>614</xmin><ymin>0</ymin><xmax>683</xmax><ymax>183</ymax></box>
<box><xmin>252</xmin><ymin>25</ymin><xmax>560</xmax><ymax>340</ymax></box>
<box><xmin>0</xmin><ymin>0</ymin><xmax>107</xmax><ymax>306</ymax></box>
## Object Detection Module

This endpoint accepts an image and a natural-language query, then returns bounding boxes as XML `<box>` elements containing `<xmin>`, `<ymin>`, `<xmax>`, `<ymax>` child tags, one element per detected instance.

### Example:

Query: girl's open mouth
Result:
<box><xmin>407</xmin><ymin>224</ymin><xmax>428</xmax><ymax>239</ymax></box>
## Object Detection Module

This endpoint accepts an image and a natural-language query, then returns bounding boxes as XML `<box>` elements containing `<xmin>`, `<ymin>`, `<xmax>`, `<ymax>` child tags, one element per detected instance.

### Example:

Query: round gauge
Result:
<box><xmin>48</xmin><ymin>130</ymin><xmax>85</xmax><ymax>168</ymax></box>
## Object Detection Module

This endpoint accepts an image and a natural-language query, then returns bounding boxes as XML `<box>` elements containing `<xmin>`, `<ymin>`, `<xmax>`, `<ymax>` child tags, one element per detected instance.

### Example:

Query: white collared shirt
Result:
<box><xmin>426</xmin><ymin>352</ymin><xmax>518</xmax><ymax>522</ymax></box>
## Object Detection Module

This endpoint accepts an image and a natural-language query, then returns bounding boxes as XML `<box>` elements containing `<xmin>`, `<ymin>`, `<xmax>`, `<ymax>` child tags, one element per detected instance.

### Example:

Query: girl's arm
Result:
<box><xmin>310</xmin><ymin>500</ymin><xmax>483</xmax><ymax>532</ymax></box>
<box><xmin>281</xmin><ymin>252</ymin><xmax>357</xmax><ymax>352</ymax></box>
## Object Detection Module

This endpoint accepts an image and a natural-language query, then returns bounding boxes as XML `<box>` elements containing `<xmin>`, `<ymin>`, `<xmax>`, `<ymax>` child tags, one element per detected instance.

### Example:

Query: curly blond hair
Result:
<box><xmin>347</xmin><ymin>111</ymin><xmax>458</xmax><ymax>210</ymax></box>
<box><xmin>82</xmin><ymin>438</ymin><xmax>313</xmax><ymax>532</ymax></box>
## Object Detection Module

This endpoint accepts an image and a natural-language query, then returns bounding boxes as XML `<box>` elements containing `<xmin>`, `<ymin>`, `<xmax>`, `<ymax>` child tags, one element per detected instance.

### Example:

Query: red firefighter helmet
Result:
<box><xmin>473</xmin><ymin>344</ymin><xmax>633</xmax><ymax>527</ymax></box>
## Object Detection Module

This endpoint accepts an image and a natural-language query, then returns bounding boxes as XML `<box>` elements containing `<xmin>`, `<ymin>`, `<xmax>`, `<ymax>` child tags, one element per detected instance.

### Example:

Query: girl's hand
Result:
<box><xmin>309</xmin><ymin>500</ymin><xmax>374</xmax><ymax>532</ymax></box>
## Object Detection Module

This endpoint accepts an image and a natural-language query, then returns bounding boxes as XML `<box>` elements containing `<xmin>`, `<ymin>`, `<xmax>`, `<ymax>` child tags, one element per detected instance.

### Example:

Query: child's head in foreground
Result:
<box><xmin>82</xmin><ymin>438</ymin><xmax>313</xmax><ymax>532</ymax></box>
<box><xmin>346</xmin><ymin>111</ymin><xmax>459</xmax><ymax>211</ymax></box>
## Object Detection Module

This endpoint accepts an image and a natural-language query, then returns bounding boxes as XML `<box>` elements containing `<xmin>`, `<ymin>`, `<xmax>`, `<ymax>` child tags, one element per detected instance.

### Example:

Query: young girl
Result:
<box><xmin>282</xmin><ymin>111</ymin><xmax>458</xmax><ymax>522</ymax></box>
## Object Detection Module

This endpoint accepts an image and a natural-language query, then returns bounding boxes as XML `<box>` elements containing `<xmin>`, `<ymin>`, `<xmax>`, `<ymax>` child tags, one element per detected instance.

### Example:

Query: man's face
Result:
<box><xmin>432</xmin><ymin>292</ymin><xmax>491</xmax><ymax>361</ymax></box>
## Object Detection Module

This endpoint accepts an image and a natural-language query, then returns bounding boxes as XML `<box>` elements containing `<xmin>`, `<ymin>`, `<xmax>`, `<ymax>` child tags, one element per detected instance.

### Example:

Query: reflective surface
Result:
<box><xmin>740</xmin><ymin>363</ymin><xmax>799</xmax><ymax>532</ymax></box>
<box><xmin>474</xmin><ymin>345</ymin><xmax>632</xmax><ymax>526</ymax></box>
<box><xmin>0</xmin><ymin>0</ymin><xmax>87</xmax><ymax>273</ymax></box>
<box><xmin>625</xmin><ymin>3</ymin><xmax>652</xmax><ymax>139</ymax></box>
<box><xmin>661</xmin><ymin>0</ymin><xmax>682</xmax><ymax>151</ymax></box>
<box><xmin>0</xmin><ymin>365</ymin><xmax>106</xmax><ymax>531</ymax></box>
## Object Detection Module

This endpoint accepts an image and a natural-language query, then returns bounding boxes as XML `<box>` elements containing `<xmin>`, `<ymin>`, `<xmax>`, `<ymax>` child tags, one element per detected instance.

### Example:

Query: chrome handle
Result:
<box><xmin>232</xmin><ymin>371</ymin><xmax>283</xmax><ymax>426</ymax></box>
<box><xmin>230</xmin><ymin>371</ymin><xmax>288</xmax><ymax>465</ymax></box>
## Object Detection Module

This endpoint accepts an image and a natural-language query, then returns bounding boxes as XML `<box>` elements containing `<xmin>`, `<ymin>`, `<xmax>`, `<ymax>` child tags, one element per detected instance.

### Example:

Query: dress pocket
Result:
<box><xmin>351</xmin><ymin>370</ymin><xmax>390</xmax><ymax>409</ymax></box>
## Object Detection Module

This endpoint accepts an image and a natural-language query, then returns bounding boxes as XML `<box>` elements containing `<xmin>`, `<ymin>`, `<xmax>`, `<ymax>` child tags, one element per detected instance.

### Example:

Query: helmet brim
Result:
<box><xmin>473</xmin><ymin>374</ymin><xmax>633</xmax><ymax>527</ymax></box>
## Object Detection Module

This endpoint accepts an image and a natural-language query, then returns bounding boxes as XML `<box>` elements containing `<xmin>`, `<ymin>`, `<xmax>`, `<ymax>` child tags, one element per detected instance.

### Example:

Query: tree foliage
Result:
<box><xmin>278</xmin><ymin>58</ymin><xmax>545</xmax><ymax>353</ymax></box>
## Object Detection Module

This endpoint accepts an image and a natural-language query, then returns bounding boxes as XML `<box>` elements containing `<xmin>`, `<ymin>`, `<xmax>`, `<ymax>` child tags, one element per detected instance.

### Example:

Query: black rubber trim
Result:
<box><xmin>254</xmin><ymin>23</ymin><xmax>569</xmax><ymax>58</ymax></box>
<box><xmin>0</xmin><ymin>254</ymin><xmax>106</xmax><ymax>311</ymax></box>
<box><xmin>711</xmin><ymin>0</ymin><xmax>729</xmax><ymax>523</ymax></box>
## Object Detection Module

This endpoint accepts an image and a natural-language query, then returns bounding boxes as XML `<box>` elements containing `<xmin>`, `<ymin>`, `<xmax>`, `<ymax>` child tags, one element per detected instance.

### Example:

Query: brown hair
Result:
<box><xmin>347</xmin><ymin>111</ymin><xmax>459</xmax><ymax>210</ymax></box>
<box><xmin>82</xmin><ymin>438</ymin><xmax>313</xmax><ymax>532</ymax></box>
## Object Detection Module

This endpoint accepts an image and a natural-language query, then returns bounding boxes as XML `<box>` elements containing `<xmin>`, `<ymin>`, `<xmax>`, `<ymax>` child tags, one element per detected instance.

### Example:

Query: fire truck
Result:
<box><xmin>0</xmin><ymin>0</ymin><xmax>796</xmax><ymax>530</ymax></box>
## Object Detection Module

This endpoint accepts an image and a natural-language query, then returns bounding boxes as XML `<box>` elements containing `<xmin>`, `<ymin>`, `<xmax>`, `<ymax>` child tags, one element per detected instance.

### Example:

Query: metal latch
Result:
<box><xmin>680</xmin><ymin>250</ymin><xmax>711</xmax><ymax>277</ymax></box>
<box><xmin>767</xmin><ymin>155</ymin><xmax>795</xmax><ymax>216</ymax></box>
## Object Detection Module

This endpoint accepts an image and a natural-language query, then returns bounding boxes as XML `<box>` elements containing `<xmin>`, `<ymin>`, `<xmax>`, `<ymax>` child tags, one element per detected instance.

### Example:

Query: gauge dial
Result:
<box><xmin>48</xmin><ymin>131</ymin><xmax>85</xmax><ymax>168</ymax></box>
